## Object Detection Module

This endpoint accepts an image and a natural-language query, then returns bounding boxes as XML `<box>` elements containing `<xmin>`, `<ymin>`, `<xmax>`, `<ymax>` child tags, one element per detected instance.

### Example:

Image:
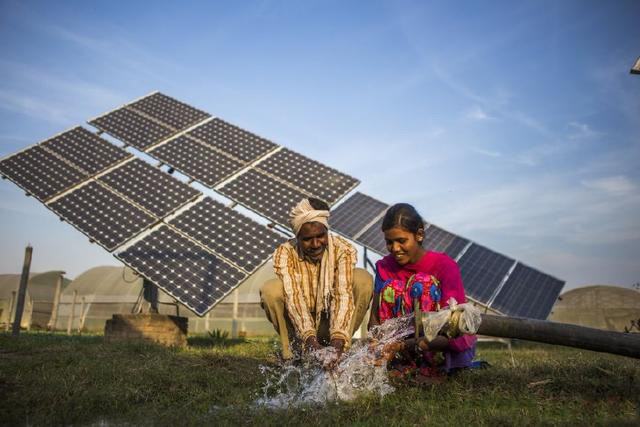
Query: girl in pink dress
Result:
<box><xmin>369</xmin><ymin>203</ymin><xmax>476</xmax><ymax>374</ymax></box>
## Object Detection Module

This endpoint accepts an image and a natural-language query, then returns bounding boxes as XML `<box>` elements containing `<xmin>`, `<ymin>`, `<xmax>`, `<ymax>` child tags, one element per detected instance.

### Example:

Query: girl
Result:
<box><xmin>369</xmin><ymin>203</ymin><xmax>476</xmax><ymax>374</ymax></box>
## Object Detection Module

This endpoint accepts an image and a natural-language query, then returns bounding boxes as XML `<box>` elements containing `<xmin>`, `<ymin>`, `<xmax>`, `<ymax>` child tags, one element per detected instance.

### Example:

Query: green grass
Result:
<box><xmin>0</xmin><ymin>332</ymin><xmax>638</xmax><ymax>426</ymax></box>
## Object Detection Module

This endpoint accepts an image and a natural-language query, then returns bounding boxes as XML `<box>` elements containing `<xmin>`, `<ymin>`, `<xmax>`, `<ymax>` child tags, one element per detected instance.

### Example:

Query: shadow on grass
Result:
<box><xmin>188</xmin><ymin>335</ymin><xmax>249</xmax><ymax>348</ymax></box>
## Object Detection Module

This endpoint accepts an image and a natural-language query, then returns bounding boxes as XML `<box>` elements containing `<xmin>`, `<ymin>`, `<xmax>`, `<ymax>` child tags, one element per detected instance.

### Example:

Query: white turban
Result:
<box><xmin>290</xmin><ymin>199</ymin><xmax>330</xmax><ymax>235</ymax></box>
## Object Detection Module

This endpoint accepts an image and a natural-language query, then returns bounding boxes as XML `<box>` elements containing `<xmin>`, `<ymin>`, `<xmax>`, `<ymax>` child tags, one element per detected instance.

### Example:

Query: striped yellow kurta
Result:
<box><xmin>273</xmin><ymin>234</ymin><xmax>356</xmax><ymax>343</ymax></box>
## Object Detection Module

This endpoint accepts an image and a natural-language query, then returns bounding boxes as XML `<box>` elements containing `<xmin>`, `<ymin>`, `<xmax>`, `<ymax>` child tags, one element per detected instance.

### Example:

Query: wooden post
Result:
<box><xmin>205</xmin><ymin>311</ymin><xmax>210</xmax><ymax>331</ymax></box>
<box><xmin>231</xmin><ymin>288</ymin><xmax>239</xmax><ymax>339</ymax></box>
<box><xmin>78</xmin><ymin>297</ymin><xmax>86</xmax><ymax>333</ymax></box>
<box><xmin>67</xmin><ymin>290</ymin><xmax>77</xmax><ymax>335</ymax></box>
<box><xmin>48</xmin><ymin>273</ymin><xmax>64</xmax><ymax>331</ymax></box>
<box><xmin>12</xmin><ymin>245</ymin><xmax>33</xmax><ymax>337</ymax></box>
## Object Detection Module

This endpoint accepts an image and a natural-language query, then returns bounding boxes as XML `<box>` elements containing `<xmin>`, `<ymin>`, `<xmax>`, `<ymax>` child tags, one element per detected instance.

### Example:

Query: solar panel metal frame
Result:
<box><xmin>98</xmin><ymin>158</ymin><xmax>201</xmax><ymax>219</ymax></box>
<box><xmin>41</xmin><ymin>126</ymin><xmax>133</xmax><ymax>175</ymax></box>
<box><xmin>218</xmin><ymin>168</ymin><xmax>310</xmax><ymax>230</ymax></box>
<box><xmin>128</xmin><ymin>92</ymin><xmax>211</xmax><ymax>131</ymax></box>
<box><xmin>168</xmin><ymin>197</ymin><xmax>287</xmax><ymax>274</ymax></box>
<box><xmin>46</xmin><ymin>180</ymin><xmax>157</xmax><ymax>252</ymax></box>
<box><xmin>187</xmin><ymin>117</ymin><xmax>279</xmax><ymax>164</ymax></box>
<box><xmin>0</xmin><ymin>144</ymin><xmax>89</xmax><ymax>202</ymax></box>
<box><xmin>456</xmin><ymin>243</ymin><xmax>516</xmax><ymax>304</ymax></box>
<box><xmin>256</xmin><ymin>147</ymin><xmax>360</xmax><ymax>206</ymax></box>
<box><xmin>329</xmin><ymin>192</ymin><xmax>388</xmax><ymax>240</ymax></box>
<box><xmin>490</xmin><ymin>262</ymin><xmax>565</xmax><ymax>319</ymax></box>
<box><xmin>115</xmin><ymin>224</ymin><xmax>247</xmax><ymax>316</ymax></box>
<box><xmin>148</xmin><ymin>135</ymin><xmax>245</xmax><ymax>188</ymax></box>
<box><xmin>88</xmin><ymin>107</ymin><xmax>175</xmax><ymax>151</ymax></box>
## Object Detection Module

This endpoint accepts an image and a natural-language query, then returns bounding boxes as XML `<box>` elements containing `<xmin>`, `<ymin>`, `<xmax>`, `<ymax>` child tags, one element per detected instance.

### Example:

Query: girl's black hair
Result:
<box><xmin>308</xmin><ymin>197</ymin><xmax>330</xmax><ymax>211</ymax></box>
<box><xmin>381</xmin><ymin>203</ymin><xmax>425</xmax><ymax>236</ymax></box>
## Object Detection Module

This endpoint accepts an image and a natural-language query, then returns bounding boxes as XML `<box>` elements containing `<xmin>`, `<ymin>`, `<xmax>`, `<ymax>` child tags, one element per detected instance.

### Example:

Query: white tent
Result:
<box><xmin>549</xmin><ymin>285</ymin><xmax>640</xmax><ymax>332</ymax></box>
<box><xmin>0</xmin><ymin>271</ymin><xmax>69</xmax><ymax>329</ymax></box>
<box><xmin>54</xmin><ymin>263</ymin><xmax>277</xmax><ymax>335</ymax></box>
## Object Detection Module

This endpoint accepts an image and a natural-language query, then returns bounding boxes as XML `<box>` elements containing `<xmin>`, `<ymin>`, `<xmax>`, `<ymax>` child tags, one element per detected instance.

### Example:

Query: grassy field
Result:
<box><xmin>0</xmin><ymin>331</ymin><xmax>638</xmax><ymax>426</ymax></box>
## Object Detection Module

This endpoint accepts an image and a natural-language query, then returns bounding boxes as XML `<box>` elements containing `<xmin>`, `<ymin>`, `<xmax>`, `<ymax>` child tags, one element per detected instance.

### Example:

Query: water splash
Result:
<box><xmin>255</xmin><ymin>315</ymin><xmax>413</xmax><ymax>407</ymax></box>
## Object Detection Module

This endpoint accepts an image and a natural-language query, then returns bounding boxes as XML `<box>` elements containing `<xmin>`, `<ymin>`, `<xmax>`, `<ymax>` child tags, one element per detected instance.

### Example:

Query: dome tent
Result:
<box><xmin>549</xmin><ymin>285</ymin><xmax>640</xmax><ymax>332</ymax></box>
<box><xmin>0</xmin><ymin>271</ymin><xmax>70</xmax><ymax>329</ymax></box>
<box><xmin>56</xmin><ymin>263</ymin><xmax>276</xmax><ymax>335</ymax></box>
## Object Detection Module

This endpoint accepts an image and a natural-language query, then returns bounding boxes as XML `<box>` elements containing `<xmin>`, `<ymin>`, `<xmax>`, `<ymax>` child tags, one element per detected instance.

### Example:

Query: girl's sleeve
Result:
<box><xmin>438</xmin><ymin>256</ymin><xmax>476</xmax><ymax>353</ymax></box>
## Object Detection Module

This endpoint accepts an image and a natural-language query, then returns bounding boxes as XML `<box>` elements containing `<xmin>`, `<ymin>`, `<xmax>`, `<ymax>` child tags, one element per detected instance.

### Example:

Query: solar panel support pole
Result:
<box><xmin>48</xmin><ymin>273</ymin><xmax>64</xmax><ymax>331</ymax></box>
<box><xmin>143</xmin><ymin>279</ymin><xmax>159</xmax><ymax>314</ymax></box>
<box><xmin>12</xmin><ymin>245</ymin><xmax>33</xmax><ymax>337</ymax></box>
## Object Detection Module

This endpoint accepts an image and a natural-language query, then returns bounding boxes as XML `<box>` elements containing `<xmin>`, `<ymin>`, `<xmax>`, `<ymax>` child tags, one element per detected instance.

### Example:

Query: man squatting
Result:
<box><xmin>260</xmin><ymin>198</ymin><xmax>374</xmax><ymax>362</ymax></box>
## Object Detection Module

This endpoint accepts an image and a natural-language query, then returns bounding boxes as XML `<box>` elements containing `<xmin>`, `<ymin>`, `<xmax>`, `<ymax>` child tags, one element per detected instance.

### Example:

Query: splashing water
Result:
<box><xmin>255</xmin><ymin>315</ymin><xmax>414</xmax><ymax>407</ymax></box>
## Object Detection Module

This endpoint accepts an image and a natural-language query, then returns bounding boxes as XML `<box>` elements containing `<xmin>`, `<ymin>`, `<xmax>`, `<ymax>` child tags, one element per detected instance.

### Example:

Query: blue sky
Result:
<box><xmin>1</xmin><ymin>0</ymin><xmax>639</xmax><ymax>292</ymax></box>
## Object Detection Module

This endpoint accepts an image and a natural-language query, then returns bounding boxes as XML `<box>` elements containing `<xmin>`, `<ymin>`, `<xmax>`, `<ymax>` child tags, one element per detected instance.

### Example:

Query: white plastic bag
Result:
<box><xmin>420</xmin><ymin>297</ymin><xmax>482</xmax><ymax>340</ymax></box>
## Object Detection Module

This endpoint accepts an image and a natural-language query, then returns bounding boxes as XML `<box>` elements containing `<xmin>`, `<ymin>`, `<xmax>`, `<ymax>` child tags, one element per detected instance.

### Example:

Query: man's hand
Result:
<box><xmin>323</xmin><ymin>338</ymin><xmax>345</xmax><ymax>370</ymax></box>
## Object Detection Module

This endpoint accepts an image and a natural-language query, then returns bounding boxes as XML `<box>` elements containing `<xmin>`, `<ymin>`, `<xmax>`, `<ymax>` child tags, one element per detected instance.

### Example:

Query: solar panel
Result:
<box><xmin>0</xmin><ymin>145</ymin><xmax>88</xmax><ymax>202</ymax></box>
<box><xmin>257</xmin><ymin>148</ymin><xmax>359</xmax><ymax>205</ymax></box>
<box><xmin>98</xmin><ymin>158</ymin><xmax>201</xmax><ymax>218</ymax></box>
<box><xmin>48</xmin><ymin>181</ymin><xmax>156</xmax><ymax>251</ymax></box>
<box><xmin>329</xmin><ymin>192</ymin><xmax>388</xmax><ymax>239</ymax></box>
<box><xmin>128</xmin><ymin>92</ymin><xmax>210</xmax><ymax>131</ymax></box>
<box><xmin>188</xmin><ymin>118</ymin><xmax>278</xmax><ymax>163</ymax></box>
<box><xmin>356</xmin><ymin>217</ymin><xmax>387</xmax><ymax>255</ymax></box>
<box><xmin>148</xmin><ymin>135</ymin><xmax>243</xmax><ymax>188</ymax></box>
<box><xmin>423</xmin><ymin>225</ymin><xmax>470</xmax><ymax>259</ymax></box>
<box><xmin>169</xmin><ymin>197</ymin><xmax>286</xmax><ymax>273</ymax></box>
<box><xmin>456</xmin><ymin>243</ymin><xmax>515</xmax><ymax>304</ymax></box>
<box><xmin>89</xmin><ymin>108</ymin><xmax>174</xmax><ymax>151</ymax></box>
<box><xmin>490</xmin><ymin>263</ymin><xmax>565</xmax><ymax>319</ymax></box>
<box><xmin>116</xmin><ymin>225</ymin><xmax>247</xmax><ymax>316</ymax></box>
<box><xmin>41</xmin><ymin>126</ymin><xmax>132</xmax><ymax>175</ymax></box>
<box><xmin>218</xmin><ymin>169</ymin><xmax>308</xmax><ymax>229</ymax></box>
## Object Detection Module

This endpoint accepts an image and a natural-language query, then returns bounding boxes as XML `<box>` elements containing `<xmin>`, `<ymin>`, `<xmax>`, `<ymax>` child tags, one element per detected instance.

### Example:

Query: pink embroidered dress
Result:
<box><xmin>375</xmin><ymin>251</ymin><xmax>477</xmax><ymax>372</ymax></box>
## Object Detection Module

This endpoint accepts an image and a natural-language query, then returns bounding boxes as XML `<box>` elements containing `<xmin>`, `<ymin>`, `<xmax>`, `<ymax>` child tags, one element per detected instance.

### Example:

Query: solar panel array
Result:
<box><xmin>98</xmin><ymin>158</ymin><xmax>200</xmax><ymax>218</ymax></box>
<box><xmin>128</xmin><ymin>92</ymin><xmax>210</xmax><ymax>130</ymax></box>
<box><xmin>48</xmin><ymin>181</ymin><xmax>156</xmax><ymax>251</ymax></box>
<box><xmin>456</xmin><ymin>243</ymin><xmax>516</xmax><ymax>303</ymax></box>
<box><xmin>188</xmin><ymin>118</ymin><xmax>278</xmax><ymax>163</ymax></box>
<box><xmin>116</xmin><ymin>225</ymin><xmax>246</xmax><ymax>316</ymax></box>
<box><xmin>490</xmin><ymin>263</ymin><xmax>565</xmax><ymax>319</ymax></box>
<box><xmin>41</xmin><ymin>126</ymin><xmax>132</xmax><ymax>175</ymax></box>
<box><xmin>169</xmin><ymin>197</ymin><xmax>287</xmax><ymax>273</ymax></box>
<box><xmin>330</xmin><ymin>192</ymin><xmax>388</xmax><ymax>239</ymax></box>
<box><xmin>257</xmin><ymin>148</ymin><xmax>359</xmax><ymax>206</ymax></box>
<box><xmin>423</xmin><ymin>224</ymin><xmax>470</xmax><ymax>259</ymax></box>
<box><xmin>0</xmin><ymin>146</ymin><xmax>88</xmax><ymax>202</ymax></box>
<box><xmin>219</xmin><ymin>168</ymin><xmax>309</xmax><ymax>228</ymax></box>
<box><xmin>1</xmin><ymin>91</ymin><xmax>565</xmax><ymax>319</ymax></box>
<box><xmin>149</xmin><ymin>135</ymin><xmax>243</xmax><ymax>188</ymax></box>
<box><xmin>89</xmin><ymin>108</ymin><xmax>175</xmax><ymax>151</ymax></box>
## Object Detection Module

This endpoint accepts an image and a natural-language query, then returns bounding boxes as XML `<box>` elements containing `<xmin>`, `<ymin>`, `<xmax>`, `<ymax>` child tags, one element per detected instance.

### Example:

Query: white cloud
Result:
<box><xmin>431</xmin><ymin>174</ymin><xmax>640</xmax><ymax>246</ymax></box>
<box><xmin>567</xmin><ymin>121</ymin><xmax>599</xmax><ymax>139</ymax></box>
<box><xmin>471</xmin><ymin>147</ymin><xmax>502</xmax><ymax>158</ymax></box>
<box><xmin>581</xmin><ymin>175</ymin><xmax>636</xmax><ymax>196</ymax></box>
<box><xmin>0</xmin><ymin>89</ymin><xmax>72</xmax><ymax>124</ymax></box>
<box><xmin>465</xmin><ymin>107</ymin><xmax>492</xmax><ymax>121</ymax></box>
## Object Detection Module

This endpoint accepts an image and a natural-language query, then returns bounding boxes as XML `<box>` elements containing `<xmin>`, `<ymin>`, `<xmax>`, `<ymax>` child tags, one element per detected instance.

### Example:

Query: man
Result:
<box><xmin>260</xmin><ymin>197</ymin><xmax>373</xmax><ymax>361</ymax></box>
